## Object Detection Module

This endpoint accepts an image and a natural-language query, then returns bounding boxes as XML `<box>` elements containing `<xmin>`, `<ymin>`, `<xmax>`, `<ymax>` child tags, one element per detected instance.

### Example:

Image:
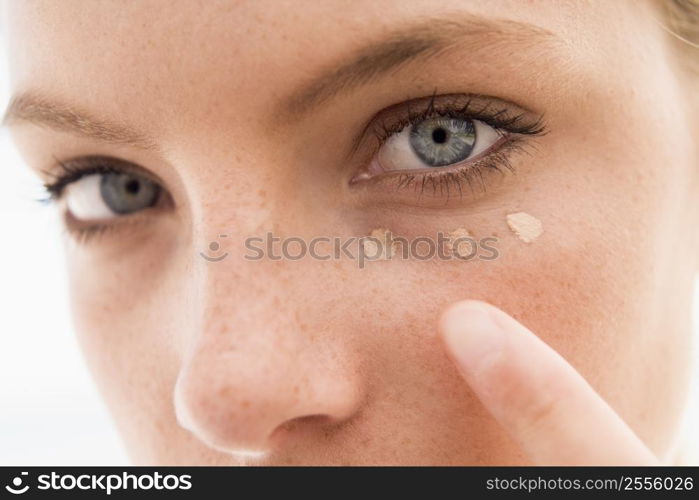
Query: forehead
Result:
<box><xmin>3</xmin><ymin>0</ymin><xmax>653</xmax><ymax>141</ymax></box>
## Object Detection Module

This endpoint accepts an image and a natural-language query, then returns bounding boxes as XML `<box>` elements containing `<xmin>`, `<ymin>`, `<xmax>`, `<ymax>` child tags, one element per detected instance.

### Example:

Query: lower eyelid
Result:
<box><xmin>348</xmin><ymin>136</ymin><xmax>531</xmax><ymax>206</ymax></box>
<box><xmin>62</xmin><ymin>217</ymin><xmax>116</xmax><ymax>244</ymax></box>
<box><xmin>62</xmin><ymin>207</ymin><xmax>163</xmax><ymax>245</ymax></box>
<box><xmin>60</xmin><ymin>189</ymin><xmax>171</xmax><ymax>245</ymax></box>
<box><xmin>359</xmin><ymin>132</ymin><xmax>511</xmax><ymax>183</ymax></box>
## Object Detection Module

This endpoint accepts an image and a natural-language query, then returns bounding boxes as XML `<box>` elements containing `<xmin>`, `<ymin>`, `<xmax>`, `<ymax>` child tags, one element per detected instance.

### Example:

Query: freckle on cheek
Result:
<box><xmin>506</xmin><ymin>212</ymin><xmax>543</xmax><ymax>243</ymax></box>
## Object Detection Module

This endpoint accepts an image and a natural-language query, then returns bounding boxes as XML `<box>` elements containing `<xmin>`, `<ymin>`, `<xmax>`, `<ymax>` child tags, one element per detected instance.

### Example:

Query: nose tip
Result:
<box><xmin>173</xmin><ymin>356</ymin><xmax>360</xmax><ymax>456</ymax></box>
<box><xmin>173</xmin><ymin>377</ymin><xmax>270</xmax><ymax>455</ymax></box>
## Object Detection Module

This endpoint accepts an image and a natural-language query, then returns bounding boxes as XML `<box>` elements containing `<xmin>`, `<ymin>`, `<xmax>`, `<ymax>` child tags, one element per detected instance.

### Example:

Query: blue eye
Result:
<box><xmin>100</xmin><ymin>172</ymin><xmax>160</xmax><ymax>214</ymax></box>
<box><xmin>376</xmin><ymin>116</ymin><xmax>503</xmax><ymax>173</ymax></box>
<box><xmin>409</xmin><ymin>117</ymin><xmax>476</xmax><ymax>167</ymax></box>
<box><xmin>64</xmin><ymin>171</ymin><xmax>161</xmax><ymax>220</ymax></box>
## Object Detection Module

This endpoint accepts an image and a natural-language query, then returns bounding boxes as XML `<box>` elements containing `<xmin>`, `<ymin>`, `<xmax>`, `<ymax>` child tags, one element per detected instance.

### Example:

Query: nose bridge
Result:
<box><xmin>185</xmin><ymin>153</ymin><xmax>296</xmax><ymax>349</ymax></box>
<box><xmin>175</xmin><ymin>251</ymin><xmax>297</xmax><ymax>438</ymax></box>
<box><xmin>183</xmin><ymin>148</ymin><xmax>317</xmax><ymax>355</ymax></box>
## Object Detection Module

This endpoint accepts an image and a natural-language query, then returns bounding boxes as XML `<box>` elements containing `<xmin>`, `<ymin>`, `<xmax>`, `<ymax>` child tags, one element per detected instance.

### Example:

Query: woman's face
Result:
<box><xmin>5</xmin><ymin>0</ymin><xmax>698</xmax><ymax>464</ymax></box>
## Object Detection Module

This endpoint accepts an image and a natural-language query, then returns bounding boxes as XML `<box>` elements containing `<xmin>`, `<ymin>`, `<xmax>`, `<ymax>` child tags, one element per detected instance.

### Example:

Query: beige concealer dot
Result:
<box><xmin>506</xmin><ymin>212</ymin><xmax>543</xmax><ymax>243</ymax></box>
<box><xmin>363</xmin><ymin>227</ymin><xmax>395</xmax><ymax>260</ymax></box>
<box><xmin>362</xmin><ymin>238</ymin><xmax>380</xmax><ymax>257</ymax></box>
<box><xmin>447</xmin><ymin>228</ymin><xmax>474</xmax><ymax>258</ymax></box>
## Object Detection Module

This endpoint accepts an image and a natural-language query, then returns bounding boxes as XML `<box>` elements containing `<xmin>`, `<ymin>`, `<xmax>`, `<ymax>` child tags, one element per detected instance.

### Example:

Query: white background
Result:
<box><xmin>0</xmin><ymin>37</ymin><xmax>130</xmax><ymax>465</ymax></box>
<box><xmin>0</xmin><ymin>39</ymin><xmax>697</xmax><ymax>465</ymax></box>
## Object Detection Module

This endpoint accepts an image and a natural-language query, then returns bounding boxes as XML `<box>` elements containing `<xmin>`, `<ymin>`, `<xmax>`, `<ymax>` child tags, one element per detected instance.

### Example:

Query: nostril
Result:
<box><xmin>269</xmin><ymin>414</ymin><xmax>336</xmax><ymax>444</ymax></box>
<box><xmin>173</xmin><ymin>334</ymin><xmax>364</xmax><ymax>457</ymax></box>
<box><xmin>280</xmin><ymin>414</ymin><xmax>330</xmax><ymax>432</ymax></box>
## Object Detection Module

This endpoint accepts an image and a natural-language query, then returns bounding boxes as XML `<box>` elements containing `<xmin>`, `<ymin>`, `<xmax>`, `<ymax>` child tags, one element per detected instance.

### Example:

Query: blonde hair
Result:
<box><xmin>665</xmin><ymin>0</ymin><xmax>699</xmax><ymax>45</ymax></box>
<box><xmin>662</xmin><ymin>0</ymin><xmax>699</xmax><ymax>71</ymax></box>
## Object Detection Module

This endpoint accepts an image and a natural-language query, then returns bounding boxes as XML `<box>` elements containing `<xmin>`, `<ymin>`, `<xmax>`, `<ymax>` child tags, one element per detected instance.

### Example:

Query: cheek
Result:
<box><xmin>360</xmin><ymin>187</ymin><xmax>689</xmax><ymax>457</ymax></box>
<box><xmin>66</xmin><ymin>230</ymin><xmax>216</xmax><ymax>464</ymax></box>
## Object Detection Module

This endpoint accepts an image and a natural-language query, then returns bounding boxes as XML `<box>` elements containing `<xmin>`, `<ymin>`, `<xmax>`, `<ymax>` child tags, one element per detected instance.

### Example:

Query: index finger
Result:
<box><xmin>439</xmin><ymin>300</ymin><xmax>658</xmax><ymax>465</ymax></box>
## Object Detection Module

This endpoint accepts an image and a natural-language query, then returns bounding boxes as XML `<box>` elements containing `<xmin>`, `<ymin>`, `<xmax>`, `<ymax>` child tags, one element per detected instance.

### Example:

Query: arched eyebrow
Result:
<box><xmin>281</xmin><ymin>14</ymin><xmax>561</xmax><ymax>117</ymax></box>
<box><xmin>1</xmin><ymin>15</ymin><xmax>560</xmax><ymax>147</ymax></box>
<box><xmin>2</xmin><ymin>91</ymin><xmax>160</xmax><ymax>152</ymax></box>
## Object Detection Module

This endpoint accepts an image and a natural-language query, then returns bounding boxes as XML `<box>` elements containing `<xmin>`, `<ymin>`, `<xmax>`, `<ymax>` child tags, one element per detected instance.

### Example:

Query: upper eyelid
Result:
<box><xmin>374</xmin><ymin>93</ymin><xmax>545</xmax><ymax>136</ymax></box>
<box><xmin>348</xmin><ymin>92</ymin><xmax>546</xmax><ymax>158</ymax></box>
<box><xmin>43</xmin><ymin>156</ymin><xmax>164</xmax><ymax>198</ymax></box>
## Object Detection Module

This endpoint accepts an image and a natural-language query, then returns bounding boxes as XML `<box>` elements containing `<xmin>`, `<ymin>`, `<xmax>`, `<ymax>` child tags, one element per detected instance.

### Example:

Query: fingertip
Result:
<box><xmin>439</xmin><ymin>300</ymin><xmax>507</xmax><ymax>377</ymax></box>
<box><xmin>439</xmin><ymin>300</ymin><xmax>493</xmax><ymax>333</ymax></box>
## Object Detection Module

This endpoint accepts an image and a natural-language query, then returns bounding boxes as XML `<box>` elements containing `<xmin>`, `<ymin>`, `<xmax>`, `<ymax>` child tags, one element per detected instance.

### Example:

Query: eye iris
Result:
<box><xmin>409</xmin><ymin>117</ymin><xmax>476</xmax><ymax>167</ymax></box>
<box><xmin>100</xmin><ymin>173</ymin><xmax>160</xmax><ymax>214</ymax></box>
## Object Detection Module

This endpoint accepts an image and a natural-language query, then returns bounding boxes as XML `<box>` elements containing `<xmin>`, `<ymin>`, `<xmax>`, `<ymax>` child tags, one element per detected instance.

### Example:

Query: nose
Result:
<box><xmin>173</xmin><ymin>270</ymin><xmax>363</xmax><ymax>456</ymax></box>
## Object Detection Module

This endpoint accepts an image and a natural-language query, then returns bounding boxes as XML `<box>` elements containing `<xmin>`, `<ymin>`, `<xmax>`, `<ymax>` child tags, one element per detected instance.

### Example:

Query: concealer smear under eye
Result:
<box><xmin>506</xmin><ymin>212</ymin><xmax>543</xmax><ymax>243</ymax></box>
<box><xmin>363</xmin><ymin>227</ymin><xmax>396</xmax><ymax>260</ymax></box>
<box><xmin>447</xmin><ymin>228</ymin><xmax>473</xmax><ymax>258</ymax></box>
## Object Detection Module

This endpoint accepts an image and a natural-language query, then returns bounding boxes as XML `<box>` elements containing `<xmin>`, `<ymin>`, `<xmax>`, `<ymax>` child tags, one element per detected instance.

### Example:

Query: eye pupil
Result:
<box><xmin>125</xmin><ymin>179</ymin><xmax>140</xmax><ymax>195</ymax></box>
<box><xmin>432</xmin><ymin>128</ymin><xmax>448</xmax><ymax>144</ymax></box>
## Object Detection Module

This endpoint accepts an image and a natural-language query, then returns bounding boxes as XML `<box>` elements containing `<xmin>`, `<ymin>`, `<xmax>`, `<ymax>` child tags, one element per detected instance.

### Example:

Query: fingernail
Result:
<box><xmin>440</xmin><ymin>301</ymin><xmax>506</xmax><ymax>377</ymax></box>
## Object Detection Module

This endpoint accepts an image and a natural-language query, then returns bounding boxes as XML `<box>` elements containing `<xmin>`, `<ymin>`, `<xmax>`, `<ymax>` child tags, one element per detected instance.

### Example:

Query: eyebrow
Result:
<box><xmin>283</xmin><ymin>15</ymin><xmax>560</xmax><ymax>117</ymax></box>
<box><xmin>1</xmin><ymin>15</ymin><xmax>559</xmax><ymax>146</ymax></box>
<box><xmin>2</xmin><ymin>92</ymin><xmax>159</xmax><ymax>151</ymax></box>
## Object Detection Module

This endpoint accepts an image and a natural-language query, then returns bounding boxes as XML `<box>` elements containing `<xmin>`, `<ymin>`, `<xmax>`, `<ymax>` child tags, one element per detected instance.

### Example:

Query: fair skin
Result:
<box><xmin>3</xmin><ymin>0</ymin><xmax>698</xmax><ymax>464</ymax></box>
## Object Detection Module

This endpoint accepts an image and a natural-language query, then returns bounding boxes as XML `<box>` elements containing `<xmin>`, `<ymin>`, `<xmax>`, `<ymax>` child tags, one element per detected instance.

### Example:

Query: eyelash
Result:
<box><xmin>364</xmin><ymin>92</ymin><xmax>546</xmax><ymax>195</ymax></box>
<box><xmin>42</xmin><ymin>157</ymin><xmax>160</xmax><ymax>242</ymax></box>
<box><xmin>43</xmin><ymin>159</ymin><xmax>120</xmax><ymax>199</ymax></box>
